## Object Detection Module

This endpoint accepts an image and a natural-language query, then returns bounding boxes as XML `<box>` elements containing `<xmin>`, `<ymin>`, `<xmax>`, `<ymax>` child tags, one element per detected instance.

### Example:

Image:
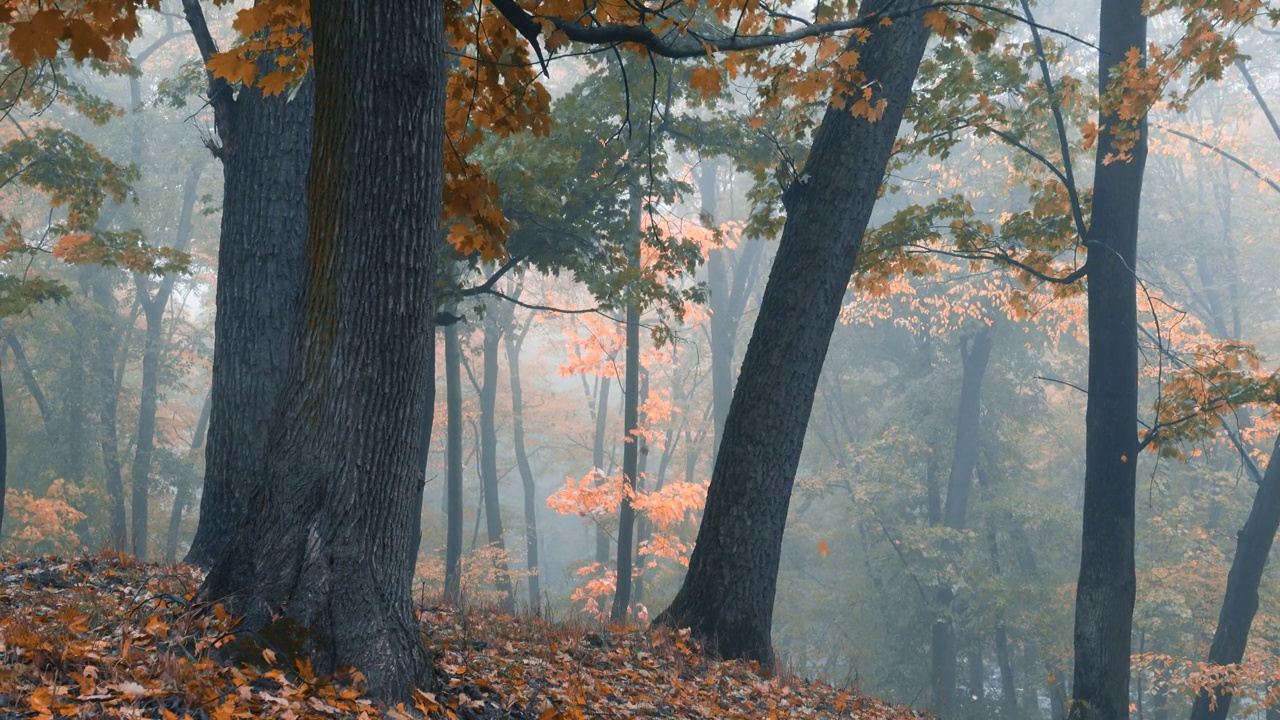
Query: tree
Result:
<box><xmin>654</xmin><ymin>0</ymin><xmax>935</xmax><ymax>665</ymax></box>
<box><xmin>198</xmin><ymin>0</ymin><xmax>441</xmax><ymax>700</ymax></box>
<box><xmin>182</xmin><ymin>0</ymin><xmax>312</xmax><ymax>569</ymax></box>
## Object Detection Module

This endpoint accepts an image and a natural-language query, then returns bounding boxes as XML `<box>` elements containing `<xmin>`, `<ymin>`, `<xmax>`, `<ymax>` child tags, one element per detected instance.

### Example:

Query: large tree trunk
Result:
<box><xmin>654</xmin><ymin>0</ymin><xmax>933</xmax><ymax>665</ymax></box>
<box><xmin>995</xmin><ymin>623</ymin><xmax>1018</xmax><ymax>720</ymax></box>
<box><xmin>479</xmin><ymin>303</ymin><xmax>515</xmax><ymax>610</ymax></box>
<box><xmin>166</xmin><ymin>392</ymin><xmax>211</xmax><ymax>562</ymax></box>
<box><xmin>612</xmin><ymin>184</ymin><xmax>644</xmax><ymax>623</ymax></box>
<box><xmin>1069</xmin><ymin>1</ymin><xmax>1148</xmax><ymax>718</ymax></box>
<box><xmin>504</xmin><ymin>309</ymin><xmax>541</xmax><ymax>609</ymax></box>
<box><xmin>444</xmin><ymin>317</ymin><xmax>464</xmax><ymax>603</ymax></box>
<box><xmin>183</xmin><ymin>0</ymin><xmax>312</xmax><ymax>569</ymax></box>
<box><xmin>1188</xmin><ymin>434</ymin><xmax>1280</xmax><ymax>720</ymax></box>
<box><xmin>200</xmin><ymin>0</ymin><xmax>442</xmax><ymax>701</ymax></box>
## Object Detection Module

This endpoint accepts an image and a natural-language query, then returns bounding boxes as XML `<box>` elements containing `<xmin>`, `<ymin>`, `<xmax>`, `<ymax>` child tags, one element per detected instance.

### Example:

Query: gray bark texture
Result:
<box><xmin>200</xmin><ymin>0</ymin><xmax>443</xmax><ymax>700</ymax></box>
<box><xmin>653</xmin><ymin>0</ymin><xmax>933</xmax><ymax>665</ymax></box>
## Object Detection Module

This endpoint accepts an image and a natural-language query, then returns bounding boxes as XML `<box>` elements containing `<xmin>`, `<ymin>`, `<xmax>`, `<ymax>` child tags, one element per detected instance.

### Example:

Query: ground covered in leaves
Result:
<box><xmin>0</xmin><ymin>554</ymin><xmax>928</xmax><ymax>719</ymax></box>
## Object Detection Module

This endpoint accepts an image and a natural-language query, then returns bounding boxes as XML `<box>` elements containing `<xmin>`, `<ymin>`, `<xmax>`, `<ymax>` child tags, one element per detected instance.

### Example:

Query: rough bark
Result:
<box><xmin>1069</xmin><ymin>1</ymin><xmax>1147</xmax><ymax>718</ymax></box>
<box><xmin>479</xmin><ymin>303</ymin><xmax>515</xmax><ymax>610</ymax></box>
<box><xmin>443</xmin><ymin>317</ymin><xmax>464</xmax><ymax>604</ymax></box>
<box><xmin>200</xmin><ymin>0</ymin><xmax>442</xmax><ymax>700</ymax></box>
<box><xmin>166</xmin><ymin>392</ymin><xmax>211</xmax><ymax>562</ymax></box>
<box><xmin>653</xmin><ymin>0</ymin><xmax>933</xmax><ymax>665</ymax></box>
<box><xmin>183</xmin><ymin>0</ymin><xmax>312</xmax><ymax>568</ymax></box>
<box><xmin>504</xmin><ymin>309</ymin><xmax>541</xmax><ymax>609</ymax></box>
<box><xmin>1188</xmin><ymin>435</ymin><xmax>1280</xmax><ymax>720</ymax></box>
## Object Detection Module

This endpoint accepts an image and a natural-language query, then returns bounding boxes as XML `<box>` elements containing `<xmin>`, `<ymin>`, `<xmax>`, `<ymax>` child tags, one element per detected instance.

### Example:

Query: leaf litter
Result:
<box><xmin>0</xmin><ymin>553</ymin><xmax>928</xmax><ymax>719</ymax></box>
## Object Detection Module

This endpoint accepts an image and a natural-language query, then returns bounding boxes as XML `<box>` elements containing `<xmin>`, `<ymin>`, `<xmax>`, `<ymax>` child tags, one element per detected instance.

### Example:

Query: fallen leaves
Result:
<box><xmin>0</xmin><ymin>553</ymin><xmax>928</xmax><ymax>719</ymax></box>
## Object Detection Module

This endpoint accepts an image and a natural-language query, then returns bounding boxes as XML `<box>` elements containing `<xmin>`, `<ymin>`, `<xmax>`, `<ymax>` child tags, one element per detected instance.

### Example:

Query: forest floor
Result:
<box><xmin>0</xmin><ymin>553</ymin><xmax>927</xmax><ymax>719</ymax></box>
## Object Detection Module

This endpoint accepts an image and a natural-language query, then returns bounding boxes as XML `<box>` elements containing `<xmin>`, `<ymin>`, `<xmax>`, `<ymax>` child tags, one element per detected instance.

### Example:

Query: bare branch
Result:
<box><xmin>1159</xmin><ymin>125</ymin><xmax>1280</xmax><ymax>195</ymax></box>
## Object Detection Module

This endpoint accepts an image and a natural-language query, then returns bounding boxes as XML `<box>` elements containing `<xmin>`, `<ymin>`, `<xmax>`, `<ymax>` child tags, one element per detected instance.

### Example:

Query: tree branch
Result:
<box><xmin>1158</xmin><ymin>125</ymin><xmax>1280</xmax><ymax>196</ymax></box>
<box><xmin>180</xmin><ymin>0</ymin><xmax>235</xmax><ymax>146</ymax></box>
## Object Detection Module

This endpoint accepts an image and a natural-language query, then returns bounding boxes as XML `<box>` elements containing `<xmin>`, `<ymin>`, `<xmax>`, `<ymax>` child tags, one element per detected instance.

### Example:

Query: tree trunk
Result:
<box><xmin>1188</xmin><ymin>434</ymin><xmax>1280</xmax><ymax>720</ymax></box>
<box><xmin>130</xmin><ymin>162</ymin><xmax>203</xmax><ymax>561</ymax></box>
<box><xmin>504</xmin><ymin>310</ymin><xmax>541</xmax><ymax>609</ymax></box>
<box><xmin>654</xmin><ymin>0</ymin><xmax>933</xmax><ymax>665</ymax></box>
<box><xmin>593</xmin><ymin>375</ymin><xmax>613</xmax><ymax>563</ymax></box>
<box><xmin>611</xmin><ymin>184</ymin><xmax>644</xmax><ymax>624</ymax></box>
<box><xmin>933</xmin><ymin>326</ymin><xmax>995</xmax><ymax>717</ymax></box>
<box><xmin>200</xmin><ymin>0</ymin><xmax>442</xmax><ymax>701</ymax></box>
<box><xmin>995</xmin><ymin>624</ymin><xmax>1018</xmax><ymax>720</ymax></box>
<box><xmin>166</xmin><ymin>392</ymin><xmax>211</xmax><ymax>562</ymax></box>
<box><xmin>1070</xmin><ymin>1</ymin><xmax>1148</xmax><ymax>718</ymax></box>
<box><xmin>443</xmin><ymin>317</ymin><xmax>464</xmax><ymax>604</ymax></box>
<box><xmin>479</xmin><ymin>303</ymin><xmax>515</xmax><ymax>611</ymax></box>
<box><xmin>183</xmin><ymin>0</ymin><xmax>312</xmax><ymax>568</ymax></box>
<box><xmin>87</xmin><ymin>268</ymin><xmax>128</xmax><ymax>553</ymax></box>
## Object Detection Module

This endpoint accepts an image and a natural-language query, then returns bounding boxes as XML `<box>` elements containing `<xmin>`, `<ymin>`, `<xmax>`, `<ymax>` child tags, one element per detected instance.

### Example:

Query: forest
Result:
<box><xmin>0</xmin><ymin>0</ymin><xmax>1279</xmax><ymax>718</ymax></box>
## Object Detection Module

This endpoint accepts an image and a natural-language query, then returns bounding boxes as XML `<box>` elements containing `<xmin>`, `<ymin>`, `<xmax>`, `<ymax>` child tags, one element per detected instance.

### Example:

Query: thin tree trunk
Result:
<box><xmin>612</xmin><ymin>183</ymin><xmax>644</xmax><ymax>623</ymax></box>
<box><xmin>995</xmin><ymin>624</ymin><xmax>1018</xmax><ymax>720</ymax></box>
<box><xmin>1070</xmin><ymin>1</ymin><xmax>1148</xmax><ymax>717</ymax></box>
<box><xmin>165</xmin><ymin>392</ymin><xmax>211</xmax><ymax>561</ymax></box>
<box><xmin>654</xmin><ymin>0</ymin><xmax>933</xmax><ymax>665</ymax></box>
<box><xmin>200</xmin><ymin>0</ymin><xmax>441</xmax><ymax>700</ymax></box>
<box><xmin>504</xmin><ymin>307</ymin><xmax>541</xmax><ymax>609</ymax></box>
<box><xmin>87</xmin><ymin>268</ymin><xmax>128</xmax><ymax>553</ymax></box>
<box><xmin>443</xmin><ymin>317</ymin><xmax>464</xmax><ymax>604</ymax></box>
<box><xmin>593</xmin><ymin>375</ymin><xmax>613</xmax><ymax>563</ymax></box>
<box><xmin>479</xmin><ymin>303</ymin><xmax>515</xmax><ymax>610</ymax></box>
<box><xmin>0</xmin><ymin>370</ymin><xmax>7</xmax><ymax>539</ymax></box>
<box><xmin>181</xmin><ymin>0</ymin><xmax>312</xmax><ymax>569</ymax></box>
<box><xmin>1188</xmin><ymin>434</ymin><xmax>1280</xmax><ymax>720</ymax></box>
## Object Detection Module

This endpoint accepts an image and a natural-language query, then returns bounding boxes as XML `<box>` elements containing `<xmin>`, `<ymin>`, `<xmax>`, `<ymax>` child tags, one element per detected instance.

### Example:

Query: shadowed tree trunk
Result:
<box><xmin>166</xmin><ymin>392</ymin><xmax>212</xmax><ymax>562</ymax></box>
<box><xmin>995</xmin><ymin>624</ymin><xmax>1018</xmax><ymax>720</ymax></box>
<box><xmin>1070</xmin><ymin>1</ymin><xmax>1147</xmax><ymax>717</ymax></box>
<box><xmin>200</xmin><ymin>0</ymin><xmax>441</xmax><ymax>701</ymax></box>
<box><xmin>182</xmin><ymin>0</ymin><xmax>312</xmax><ymax>569</ymax></box>
<box><xmin>654</xmin><ymin>0</ymin><xmax>933</xmax><ymax>665</ymax></box>
<box><xmin>443</xmin><ymin>314</ymin><xmax>464</xmax><ymax>603</ymax></box>
<box><xmin>1188</xmin><ymin>434</ymin><xmax>1280</xmax><ymax>720</ymax></box>
<box><xmin>479</xmin><ymin>302</ymin><xmax>515</xmax><ymax>611</ymax></box>
<box><xmin>612</xmin><ymin>183</ymin><xmax>644</xmax><ymax>623</ymax></box>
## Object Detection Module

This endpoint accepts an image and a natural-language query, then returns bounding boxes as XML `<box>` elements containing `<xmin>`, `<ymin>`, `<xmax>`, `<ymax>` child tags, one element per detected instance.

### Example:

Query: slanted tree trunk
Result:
<box><xmin>479</xmin><ymin>302</ymin><xmax>515</xmax><ymax>610</ymax></box>
<box><xmin>504</xmin><ymin>305</ymin><xmax>541</xmax><ymax>609</ymax></box>
<box><xmin>612</xmin><ymin>183</ymin><xmax>644</xmax><ymax>623</ymax></box>
<box><xmin>443</xmin><ymin>315</ymin><xmax>465</xmax><ymax>604</ymax></box>
<box><xmin>200</xmin><ymin>0</ymin><xmax>441</xmax><ymax>701</ymax></box>
<box><xmin>1188</xmin><ymin>434</ymin><xmax>1280</xmax><ymax>720</ymax></box>
<box><xmin>654</xmin><ymin>0</ymin><xmax>933</xmax><ymax>665</ymax></box>
<box><xmin>182</xmin><ymin>0</ymin><xmax>312</xmax><ymax>569</ymax></box>
<box><xmin>166</xmin><ymin>392</ymin><xmax>211</xmax><ymax>562</ymax></box>
<box><xmin>1070</xmin><ymin>1</ymin><xmax>1147</xmax><ymax>717</ymax></box>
